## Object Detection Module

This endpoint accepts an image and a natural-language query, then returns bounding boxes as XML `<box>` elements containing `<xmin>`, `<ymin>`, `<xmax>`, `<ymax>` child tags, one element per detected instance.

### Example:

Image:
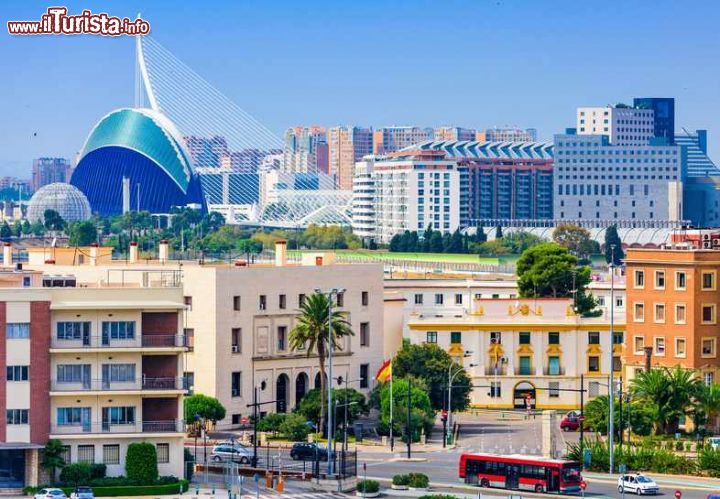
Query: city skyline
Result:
<box><xmin>2</xmin><ymin>0</ymin><xmax>719</xmax><ymax>177</ymax></box>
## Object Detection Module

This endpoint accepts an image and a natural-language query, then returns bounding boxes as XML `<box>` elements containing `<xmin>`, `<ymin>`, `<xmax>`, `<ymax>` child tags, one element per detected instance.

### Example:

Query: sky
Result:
<box><xmin>1</xmin><ymin>0</ymin><xmax>719</xmax><ymax>177</ymax></box>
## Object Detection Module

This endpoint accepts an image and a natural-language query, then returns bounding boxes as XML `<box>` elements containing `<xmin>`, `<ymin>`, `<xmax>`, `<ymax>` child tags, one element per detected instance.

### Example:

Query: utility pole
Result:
<box><xmin>246</xmin><ymin>382</ymin><xmax>272</xmax><ymax>469</ymax></box>
<box><xmin>608</xmin><ymin>245</ymin><xmax>616</xmax><ymax>474</ymax></box>
<box><xmin>580</xmin><ymin>373</ymin><xmax>585</xmax><ymax>461</ymax></box>
<box><xmin>406</xmin><ymin>378</ymin><xmax>412</xmax><ymax>459</ymax></box>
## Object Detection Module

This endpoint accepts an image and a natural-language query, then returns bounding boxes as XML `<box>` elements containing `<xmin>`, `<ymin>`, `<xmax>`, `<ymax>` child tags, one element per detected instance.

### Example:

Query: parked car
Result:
<box><xmin>560</xmin><ymin>415</ymin><xmax>580</xmax><ymax>432</ymax></box>
<box><xmin>34</xmin><ymin>489</ymin><xmax>67</xmax><ymax>499</ymax></box>
<box><xmin>289</xmin><ymin>442</ymin><xmax>334</xmax><ymax>461</ymax></box>
<box><xmin>617</xmin><ymin>473</ymin><xmax>659</xmax><ymax>495</ymax></box>
<box><xmin>70</xmin><ymin>486</ymin><xmax>94</xmax><ymax>499</ymax></box>
<box><xmin>210</xmin><ymin>443</ymin><xmax>252</xmax><ymax>464</ymax></box>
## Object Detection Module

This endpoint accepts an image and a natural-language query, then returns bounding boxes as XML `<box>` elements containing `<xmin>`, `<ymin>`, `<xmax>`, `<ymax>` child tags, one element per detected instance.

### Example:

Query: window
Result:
<box><xmin>232</xmin><ymin>414</ymin><xmax>241</xmax><ymax>425</ymax></box>
<box><xmin>613</xmin><ymin>331</ymin><xmax>624</xmax><ymax>345</ymax></box>
<box><xmin>102</xmin><ymin>321</ymin><xmax>135</xmax><ymax>340</ymax></box>
<box><xmin>450</xmin><ymin>332</ymin><xmax>462</xmax><ymax>344</ymax></box>
<box><xmin>103</xmin><ymin>445</ymin><xmax>120</xmax><ymax>465</ymax></box>
<box><xmin>519</xmin><ymin>356</ymin><xmax>532</xmax><ymax>375</ymax></box>
<box><xmin>490</xmin><ymin>332</ymin><xmax>502</xmax><ymax>344</ymax></box>
<box><xmin>184</xmin><ymin>296</ymin><xmax>192</xmax><ymax>310</ymax></box>
<box><xmin>633</xmin><ymin>302</ymin><xmax>645</xmax><ymax>321</ymax></box>
<box><xmin>414</xmin><ymin>294</ymin><xmax>423</xmax><ymax>305</ymax></box>
<box><xmin>184</xmin><ymin>372</ymin><xmax>194</xmax><ymax>394</ymax></box>
<box><xmin>6</xmin><ymin>366</ymin><xmax>28</xmax><ymax>381</ymax></box>
<box><xmin>57</xmin><ymin>364</ymin><xmax>90</xmax><ymax>383</ymax></box>
<box><xmin>654</xmin><ymin>337</ymin><xmax>665</xmax><ymax>356</ymax></box>
<box><xmin>336</xmin><ymin>292</ymin><xmax>344</xmax><ymax>307</ymax></box>
<box><xmin>7</xmin><ymin>323</ymin><xmax>29</xmax><ymax>339</ymax></box>
<box><xmin>426</xmin><ymin>331</ymin><xmax>437</xmax><ymax>344</ymax></box>
<box><xmin>654</xmin><ymin>303</ymin><xmax>665</xmax><ymax>322</ymax></box>
<box><xmin>279</xmin><ymin>294</ymin><xmax>286</xmax><ymax>310</ymax></box>
<box><xmin>675</xmin><ymin>338</ymin><xmax>686</xmax><ymax>358</ymax></box>
<box><xmin>548</xmin><ymin>332</ymin><xmax>560</xmax><ymax>345</ymax></box>
<box><xmin>60</xmin><ymin>446</ymin><xmax>71</xmax><ymax>463</ymax></box>
<box><xmin>654</xmin><ymin>270</ymin><xmax>665</xmax><ymax>289</ymax></box>
<box><xmin>103</xmin><ymin>364</ymin><xmax>135</xmax><ymax>382</ymax></box>
<box><xmin>359</xmin><ymin>364</ymin><xmax>369</xmax><ymax>389</ymax></box>
<box><xmin>548</xmin><ymin>356</ymin><xmax>560</xmax><ymax>375</ymax></box>
<box><xmin>57</xmin><ymin>407</ymin><xmax>90</xmax><ymax>426</ymax></box>
<box><xmin>519</xmin><ymin>332</ymin><xmax>531</xmax><ymax>344</ymax></box>
<box><xmin>548</xmin><ymin>382</ymin><xmax>560</xmax><ymax>398</ymax></box>
<box><xmin>702</xmin><ymin>338</ymin><xmax>716</xmax><ymax>357</ymax></box>
<box><xmin>455</xmin><ymin>294</ymin><xmax>463</xmax><ymax>305</ymax></box>
<box><xmin>675</xmin><ymin>304</ymin><xmax>686</xmax><ymax>324</ymax></box>
<box><xmin>56</xmin><ymin>322</ymin><xmax>90</xmax><ymax>340</ymax></box>
<box><xmin>588</xmin><ymin>356</ymin><xmax>600</xmax><ymax>372</ymax></box>
<box><xmin>231</xmin><ymin>328</ymin><xmax>241</xmax><ymax>353</ymax></box>
<box><xmin>259</xmin><ymin>295</ymin><xmax>267</xmax><ymax>310</ymax></box>
<box><xmin>435</xmin><ymin>293</ymin><xmax>444</xmax><ymax>305</ymax></box>
<box><xmin>233</xmin><ymin>296</ymin><xmax>241</xmax><ymax>311</ymax></box>
<box><xmin>277</xmin><ymin>326</ymin><xmax>287</xmax><ymax>351</ymax></box>
<box><xmin>634</xmin><ymin>336</ymin><xmax>645</xmax><ymax>355</ymax></box>
<box><xmin>613</xmin><ymin>356</ymin><xmax>622</xmax><ymax>372</ymax></box>
<box><xmin>231</xmin><ymin>372</ymin><xmax>241</xmax><ymax>397</ymax></box>
<box><xmin>298</xmin><ymin>294</ymin><xmax>306</xmax><ymax>307</ymax></box>
<box><xmin>7</xmin><ymin>409</ymin><xmax>28</xmax><ymax>424</ymax></box>
<box><xmin>634</xmin><ymin>270</ymin><xmax>645</xmax><ymax>288</ymax></box>
<box><xmin>702</xmin><ymin>272</ymin><xmax>716</xmax><ymax>290</ymax></box>
<box><xmin>156</xmin><ymin>443</ymin><xmax>170</xmax><ymax>464</ymax></box>
<box><xmin>490</xmin><ymin>381</ymin><xmax>501</xmax><ymax>398</ymax></box>
<box><xmin>702</xmin><ymin>304</ymin><xmax>716</xmax><ymax>324</ymax></box>
<box><xmin>77</xmin><ymin>445</ymin><xmax>95</xmax><ymax>464</ymax></box>
<box><xmin>102</xmin><ymin>407</ymin><xmax>135</xmax><ymax>425</ymax></box>
<box><xmin>588</xmin><ymin>332</ymin><xmax>600</xmax><ymax>345</ymax></box>
<box><xmin>361</xmin><ymin>291</ymin><xmax>369</xmax><ymax>306</ymax></box>
<box><xmin>184</xmin><ymin>328</ymin><xmax>194</xmax><ymax>351</ymax></box>
<box><xmin>360</xmin><ymin>322</ymin><xmax>369</xmax><ymax>347</ymax></box>
<box><xmin>705</xmin><ymin>372</ymin><xmax>715</xmax><ymax>386</ymax></box>
<box><xmin>675</xmin><ymin>271</ymin><xmax>686</xmax><ymax>290</ymax></box>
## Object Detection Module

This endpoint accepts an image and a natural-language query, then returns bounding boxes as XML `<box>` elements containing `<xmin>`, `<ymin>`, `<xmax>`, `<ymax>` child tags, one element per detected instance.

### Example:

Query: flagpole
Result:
<box><xmin>389</xmin><ymin>363</ymin><xmax>394</xmax><ymax>452</ymax></box>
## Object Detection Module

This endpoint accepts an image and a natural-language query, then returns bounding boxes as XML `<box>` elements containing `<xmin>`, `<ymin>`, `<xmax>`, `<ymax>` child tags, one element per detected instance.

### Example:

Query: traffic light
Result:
<box><xmin>337</xmin><ymin>376</ymin><xmax>343</xmax><ymax>386</ymax></box>
<box><xmin>260</xmin><ymin>380</ymin><xmax>267</xmax><ymax>391</ymax></box>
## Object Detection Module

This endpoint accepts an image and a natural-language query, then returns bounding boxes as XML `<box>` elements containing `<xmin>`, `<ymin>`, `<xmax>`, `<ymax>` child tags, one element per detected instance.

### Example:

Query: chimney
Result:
<box><xmin>3</xmin><ymin>243</ymin><xmax>12</xmax><ymax>268</ymax></box>
<box><xmin>275</xmin><ymin>240</ymin><xmax>287</xmax><ymax>267</ymax></box>
<box><xmin>89</xmin><ymin>242</ymin><xmax>99</xmax><ymax>266</ymax></box>
<box><xmin>129</xmin><ymin>241</ymin><xmax>139</xmax><ymax>263</ymax></box>
<box><xmin>159</xmin><ymin>239</ymin><xmax>169</xmax><ymax>263</ymax></box>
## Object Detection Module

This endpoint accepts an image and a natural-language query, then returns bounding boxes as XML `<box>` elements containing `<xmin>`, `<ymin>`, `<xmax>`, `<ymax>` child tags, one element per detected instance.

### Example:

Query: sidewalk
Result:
<box><xmin>583</xmin><ymin>471</ymin><xmax>720</xmax><ymax>491</ymax></box>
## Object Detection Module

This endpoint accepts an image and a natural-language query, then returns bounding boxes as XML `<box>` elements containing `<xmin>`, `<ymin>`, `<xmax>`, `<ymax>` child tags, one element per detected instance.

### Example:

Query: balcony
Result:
<box><xmin>515</xmin><ymin>367</ymin><xmax>534</xmax><ymax>376</ymax></box>
<box><xmin>50</xmin><ymin>420</ymin><xmax>182</xmax><ymax>435</ymax></box>
<box><xmin>485</xmin><ymin>366</ymin><xmax>507</xmax><ymax>375</ymax></box>
<box><xmin>543</xmin><ymin>367</ymin><xmax>566</xmax><ymax>376</ymax></box>
<box><xmin>50</xmin><ymin>334</ymin><xmax>187</xmax><ymax>350</ymax></box>
<box><xmin>51</xmin><ymin>377</ymin><xmax>186</xmax><ymax>393</ymax></box>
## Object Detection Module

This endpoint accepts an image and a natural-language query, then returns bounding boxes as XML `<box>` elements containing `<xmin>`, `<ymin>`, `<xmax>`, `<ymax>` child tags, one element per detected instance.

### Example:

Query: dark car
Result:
<box><xmin>560</xmin><ymin>416</ymin><xmax>580</xmax><ymax>432</ymax></box>
<box><xmin>289</xmin><ymin>442</ymin><xmax>334</xmax><ymax>461</ymax></box>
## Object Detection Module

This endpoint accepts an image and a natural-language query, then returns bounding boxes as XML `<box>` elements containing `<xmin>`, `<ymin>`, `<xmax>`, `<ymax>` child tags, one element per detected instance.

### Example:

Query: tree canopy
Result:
<box><xmin>378</xmin><ymin>377</ymin><xmax>435</xmax><ymax>442</ymax></box>
<box><xmin>295</xmin><ymin>387</ymin><xmax>368</xmax><ymax>430</ymax></box>
<box><xmin>604</xmin><ymin>224</ymin><xmax>624</xmax><ymax>266</ymax></box>
<box><xmin>68</xmin><ymin>221</ymin><xmax>98</xmax><ymax>246</ymax></box>
<box><xmin>552</xmin><ymin>223</ymin><xmax>599</xmax><ymax>260</ymax></box>
<box><xmin>184</xmin><ymin>393</ymin><xmax>226</xmax><ymax>422</ymax></box>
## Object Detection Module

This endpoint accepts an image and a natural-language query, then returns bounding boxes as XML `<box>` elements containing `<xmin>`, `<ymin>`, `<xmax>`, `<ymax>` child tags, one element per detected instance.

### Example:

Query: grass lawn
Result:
<box><xmin>289</xmin><ymin>249</ymin><xmax>514</xmax><ymax>265</ymax></box>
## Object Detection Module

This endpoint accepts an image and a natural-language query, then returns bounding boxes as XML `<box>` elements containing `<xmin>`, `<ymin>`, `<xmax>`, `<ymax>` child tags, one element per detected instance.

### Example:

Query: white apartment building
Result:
<box><xmin>351</xmin><ymin>157</ymin><xmax>376</xmax><ymax>241</ymax></box>
<box><xmin>576</xmin><ymin>106</ymin><xmax>655</xmax><ymax>146</ymax></box>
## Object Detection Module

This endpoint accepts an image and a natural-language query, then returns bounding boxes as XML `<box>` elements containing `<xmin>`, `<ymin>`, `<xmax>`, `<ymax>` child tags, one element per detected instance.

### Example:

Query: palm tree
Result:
<box><xmin>631</xmin><ymin>366</ymin><xmax>697</xmax><ymax>434</ymax></box>
<box><xmin>289</xmin><ymin>292</ymin><xmax>353</xmax><ymax>435</ymax></box>
<box><xmin>696</xmin><ymin>383</ymin><xmax>720</xmax><ymax>432</ymax></box>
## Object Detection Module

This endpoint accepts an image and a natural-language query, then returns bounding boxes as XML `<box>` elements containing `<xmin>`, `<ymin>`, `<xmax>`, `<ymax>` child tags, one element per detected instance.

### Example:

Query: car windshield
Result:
<box><xmin>637</xmin><ymin>476</ymin><xmax>653</xmax><ymax>483</ymax></box>
<box><xmin>561</xmin><ymin>465</ymin><xmax>581</xmax><ymax>482</ymax></box>
<box><xmin>51</xmin><ymin>492</ymin><xmax>64</xmax><ymax>496</ymax></box>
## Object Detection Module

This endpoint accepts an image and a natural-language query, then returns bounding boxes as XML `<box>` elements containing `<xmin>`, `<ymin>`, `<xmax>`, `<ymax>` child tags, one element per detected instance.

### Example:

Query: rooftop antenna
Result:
<box><xmin>134</xmin><ymin>13</ymin><xmax>143</xmax><ymax>108</ymax></box>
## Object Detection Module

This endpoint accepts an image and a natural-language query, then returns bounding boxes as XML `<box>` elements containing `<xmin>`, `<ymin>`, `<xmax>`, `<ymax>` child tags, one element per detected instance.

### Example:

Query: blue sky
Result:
<box><xmin>1</xmin><ymin>0</ymin><xmax>719</xmax><ymax>177</ymax></box>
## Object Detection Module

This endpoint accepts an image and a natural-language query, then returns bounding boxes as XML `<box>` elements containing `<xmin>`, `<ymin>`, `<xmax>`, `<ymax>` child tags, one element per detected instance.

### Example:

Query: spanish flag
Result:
<box><xmin>375</xmin><ymin>359</ymin><xmax>392</xmax><ymax>383</ymax></box>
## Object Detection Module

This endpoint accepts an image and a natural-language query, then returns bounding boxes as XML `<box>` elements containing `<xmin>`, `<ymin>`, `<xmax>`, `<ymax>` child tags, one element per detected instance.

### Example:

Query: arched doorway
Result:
<box><xmin>295</xmin><ymin>372</ymin><xmax>308</xmax><ymax>407</ymax></box>
<box><xmin>513</xmin><ymin>381</ymin><xmax>536</xmax><ymax>409</ymax></box>
<box><xmin>276</xmin><ymin>374</ymin><xmax>289</xmax><ymax>413</ymax></box>
<box><xmin>314</xmin><ymin>372</ymin><xmax>327</xmax><ymax>390</ymax></box>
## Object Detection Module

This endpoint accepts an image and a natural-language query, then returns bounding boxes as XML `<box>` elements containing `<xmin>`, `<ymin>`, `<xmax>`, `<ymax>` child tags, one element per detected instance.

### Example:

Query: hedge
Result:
<box><xmin>25</xmin><ymin>480</ymin><xmax>189</xmax><ymax>497</ymax></box>
<box><xmin>356</xmin><ymin>479</ymin><xmax>380</xmax><ymax>493</ymax></box>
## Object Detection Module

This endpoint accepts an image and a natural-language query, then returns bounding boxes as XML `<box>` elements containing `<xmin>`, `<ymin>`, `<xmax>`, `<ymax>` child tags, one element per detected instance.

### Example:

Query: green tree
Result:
<box><xmin>184</xmin><ymin>393</ymin><xmax>226</xmax><ymax>422</ymax></box>
<box><xmin>256</xmin><ymin>413</ymin><xmax>286</xmax><ymax>435</ymax></box>
<box><xmin>289</xmin><ymin>293</ymin><xmax>354</xmax><ymax>435</ymax></box>
<box><xmin>604</xmin><ymin>224</ymin><xmax>624</xmax><ymax>266</ymax></box>
<box><xmin>630</xmin><ymin>366</ymin><xmax>698</xmax><ymax>434</ymax></box>
<box><xmin>553</xmin><ymin>224</ymin><xmax>593</xmax><ymax>257</ymax></box>
<box><xmin>279</xmin><ymin>413</ymin><xmax>312</xmax><ymax>441</ymax></box>
<box><xmin>495</xmin><ymin>225</ymin><xmax>503</xmax><ymax>239</ymax></box>
<box><xmin>296</xmin><ymin>387</ymin><xmax>367</xmax><ymax>431</ymax></box>
<box><xmin>0</xmin><ymin>222</ymin><xmax>10</xmax><ymax>239</ymax></box>
<box><xmin>389</xmin><ymin>234</ymin><xmax>402</xmax><ymax>252</ymax></box>
<box><xmin>378</xmin><ymin>377</ymin><xmax>434</xmax><ymax>442</ymax></box>
<box><xmin>68</xmin><ymin>220</ymin><xmax>97</xmax><ymax>246</ymax></box>
<box><xmin>125</xmin><ymin>442</ymin><xmax>158</xmax><ymax>484</ymax></box>
<box><xmin>11</xmin><ymin>221</ymin><xmax>21</xmax><ymax>238</ymax></box>
<box><xmin>43</xmin><ymin>209</ymin><xmax>65</xmax><ymax>231</ymax></box>
<box><xmin>516</xmin><ymin>243</ymin><xmax>597</xmax><ymax>315</ymax></box>
<box><xmin>420</xmin><ymin>226</ymin><xmax>433</xmax><ymax>252</ymax></box>
<box><xmin>696</xmin><ymin>383</ymin><xmax>720</xmax><ymax>432</ymax></box>
<box><xmin>429</xmin><ymin>231</ymin><xmax>444</xmax><ymax>253</ymax></box>
<box><xmin>448</xmin><ymin>229</ymin><xmax>464</xmax><ymax>253</ymax></box>
<box><xmin>392</xmin><ymin>342</ymin><xmax>471</xmax><ymax>412</ymax></box>
<box><xmin>31</xmin><ymin>220</ymin><xmax>45</xmax><ymax>236</ymax></box>
<box><xmin>43</xmin><ymin>438</ymin><xmax>66</xmax><ymax>484</ymax></box>
<box><xmin>475</xmin><ymin>225</ymin><xmax>487</xmax><ymax>243</ymax></box>
<box><xmin>474</xmin><ymin>239</ymin><xmax>512</xmax><ymax>256</ymax></box>
<box><xmin>21</xmin><ymin>220</ymin><xmax>31</xmax><ymax>235</ymax></box>
<box><xmin>505</xmin><ymin>231</ymin><xmax>545</xmax><ymax>253</ymax></box>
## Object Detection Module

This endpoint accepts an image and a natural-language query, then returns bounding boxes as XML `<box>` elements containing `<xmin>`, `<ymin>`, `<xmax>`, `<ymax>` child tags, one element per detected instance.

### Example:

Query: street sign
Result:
<box><xmin>675</xmin><ymin>491</ymin><xmax>682</xmax><ymax>499</ymax></box>
<box><xmin>580</xmin><ymin>481</ymin><xmax>587</xmax><ymax>490</ymax></box>
<box><xmin>241</xmin><ymin>415</ymin><xmax>249</xmax><ymax>425</ymax></box>
<box><xmin>442</xmin><ymin>410</ymin><xmax>448</xmax><ymax>419</ymax></box>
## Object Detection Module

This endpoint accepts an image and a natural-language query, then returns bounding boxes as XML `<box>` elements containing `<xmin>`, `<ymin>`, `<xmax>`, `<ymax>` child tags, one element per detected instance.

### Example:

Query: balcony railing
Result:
<box><xmin>51</xmin><ymin>420</ymin><xmax>182</xmax><ymax>435</ymax></box>
<box><xmin>485</xmin><ymin>366</ymin><xmax>507</xmax><ymax>375</ymax></box>
<box><xmin>51</xmin><ymin>334</ymin><xmax>186</xmax><ymax>349</ymax></box>
<box><xmin>515</xmin><ymin>367</ymin><xmax>534</xmax><ymax>376</ymax></box>
<box><xmin>543</xmin><ymin>367</ymin><xmax>566</xmax><ymax>376</ymax></box>
<box><xmin>51</xmin><ymin>377</ymin><xmax>185</xmax><ymax>392</ymax></box>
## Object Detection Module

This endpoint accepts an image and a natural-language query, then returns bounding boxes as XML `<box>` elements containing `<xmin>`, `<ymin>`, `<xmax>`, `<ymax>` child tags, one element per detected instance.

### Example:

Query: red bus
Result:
<box><xmin>459</xmin><ymin>453</ymin><xmax>583</xmax><ymax>493</ymax></box>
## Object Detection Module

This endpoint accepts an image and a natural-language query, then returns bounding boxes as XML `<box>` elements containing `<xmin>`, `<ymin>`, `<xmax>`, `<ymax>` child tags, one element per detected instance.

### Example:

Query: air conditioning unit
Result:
<box><xmin>231</xmin><ymin>345</ymin><xmax>239</xmax><ymax>353</ymax></box>
<box><xmin>713</xmin><ymin>239</ymin><xmax>720</xmax><ymax>247</ymax></box>
<box><xmin>703</xmin><ymin>241</ymin><xmax>712</xmax><ymax>249</ymax></box>
<box><xmin>703</xmin><ymin>233</ymin><xmax>711</xmax><ymax>240</ymax></box>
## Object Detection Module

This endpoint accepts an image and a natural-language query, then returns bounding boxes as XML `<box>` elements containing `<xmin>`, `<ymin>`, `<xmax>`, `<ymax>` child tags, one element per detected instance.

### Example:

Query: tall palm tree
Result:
<box><xmin>631</xmin><ymin>366</ymin><xmax>697</xmax><ymax>434</ymax></box>
<box><xmin>696</xmin><ymin>383</ymin><xmax>720</xmax><ymax>432</ymax></box>
<box><xmin>289</xmin><ymin>292</ymin><xmax>353</xmax><ymax>434</ymax></box>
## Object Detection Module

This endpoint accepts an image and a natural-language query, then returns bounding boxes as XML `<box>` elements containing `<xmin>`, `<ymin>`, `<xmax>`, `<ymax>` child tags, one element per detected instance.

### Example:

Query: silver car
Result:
<box><xmin>210</xmin><ymin>443</ymin><xmax>252</xmax><ymax>464</ymax></box>
<box><xmin>70</xmin><ymin>487</ymin><xmax>94</xmax><ymax>499</ymax></box>
<box><xmin>34</xmin><ymin>489</ymin><xmax>67</xmax><ymax>499</ymax></box>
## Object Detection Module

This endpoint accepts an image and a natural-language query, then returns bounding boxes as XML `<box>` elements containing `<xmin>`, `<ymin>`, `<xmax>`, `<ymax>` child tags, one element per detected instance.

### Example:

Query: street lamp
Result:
<box><xmin>334</xmin><ymin>374</ymin><xmax>362</xmax><ymax>452</ymax></box>
<box><xmin>609</xmin><ymin>245</ymin><xmax>616</xmax><ymax>474</ymax></box>
<box><xmin>314</xmin><ymin>287</ymin><xmax>346</xmax><ymax>476</ymax></box>
<box><xmin>447</xmin><ymin>357</ymin><xmax>477</xmax><ymax>444</ymax></box>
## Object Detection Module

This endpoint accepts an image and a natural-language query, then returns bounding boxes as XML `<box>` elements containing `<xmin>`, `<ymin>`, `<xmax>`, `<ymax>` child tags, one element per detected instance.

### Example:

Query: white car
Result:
<box><xmin>708</xmin><ymin>436</ymin><xmax>720</xmax><ymax>450</ymax></box>
<box><xmin>210</xmin><ymin>443</ymin><xmax>252</xmax><ymax>464</ymax></box>
<box><xmin>34</xmin><ymin>489</ymin><xmax>68</xmax><ymax>499</ymax></box>
<box><xmin>617</xmin><ymin>474</ymin><xmax>659</xmax><ymax>495</ymax></box>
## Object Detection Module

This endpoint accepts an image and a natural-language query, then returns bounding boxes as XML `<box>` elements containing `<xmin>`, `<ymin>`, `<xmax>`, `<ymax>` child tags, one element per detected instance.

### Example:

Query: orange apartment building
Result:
<box><xmin>624</xmin><ymin>246</ymin><xmax>720</xmax><ymax>385</ymax></box>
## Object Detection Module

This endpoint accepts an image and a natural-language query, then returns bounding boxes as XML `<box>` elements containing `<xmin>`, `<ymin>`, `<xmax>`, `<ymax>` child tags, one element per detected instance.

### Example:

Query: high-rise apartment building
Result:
<box><xmin>327</xmin><ymin>126</ymin><xmax>373</xmax><ymax>190</ymax></box>
<box><xmin>576</xmin><ymin>105</ymin><xmax>655</xmax><ymax>146</ymax></box>
<box><xmin>482</xmin><ymin>127</ymin><xmax>538</xmax><ymax>143</ymax></box>
<box><xmin>351</xmin><ymin>158</ymin><xmax>376</xmax><ymax>242</ymax></box>
<box><xmin>433</xmin><ymin>127</ymin><xmax>477</xmax><ymax>142</ymax></box>
<box><xmin>283</xmin><ymin>126</ymin><xmax>329</xmax><ymax>173</ymax></box>
<box><xmin>32</xmin><ymin>158</ymin><xmax>71</xmax><ymax>191</ymax></box>
<box><xmin>372</xmin><ymin>126</ymin><xmax>432</xmax><ymax>155</ymax></box>
<box><xmin>633</xmin><ymin>97</ymin><xmax>675</xmax><ymax>144</ymax></box>
<box><xmin>184</xmin><ymin>135</ymin><xmax>229</xmax><ymax>168</ymax></box>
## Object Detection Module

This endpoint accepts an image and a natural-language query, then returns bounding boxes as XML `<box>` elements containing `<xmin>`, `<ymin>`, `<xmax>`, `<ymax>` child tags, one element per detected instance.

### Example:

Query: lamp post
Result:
<box><xmin>246</xmin><ymin>380</ymin><xmax>271</xmax><ymax>469</ymax></box>
<box><xmin>315</xmin><ymin>287</ymin><xmax>345</xmax><ymax>476</ymax></box>
<box><xmin>609</xmin><ymin>245</ymin><xmax>616</xmax><ymax>474</ymax></box>
<box><xmin>447</xmin><ymin>353</ymin><xmax>474</xmax><ymax>434</ymax></box>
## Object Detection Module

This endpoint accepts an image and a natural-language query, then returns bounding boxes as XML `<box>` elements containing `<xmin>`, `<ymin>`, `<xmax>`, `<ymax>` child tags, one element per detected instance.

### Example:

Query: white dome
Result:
<box><xmin>27</xmin><ymin>183</ymin><xmax>92</xmax><ymax>223</ymax></box>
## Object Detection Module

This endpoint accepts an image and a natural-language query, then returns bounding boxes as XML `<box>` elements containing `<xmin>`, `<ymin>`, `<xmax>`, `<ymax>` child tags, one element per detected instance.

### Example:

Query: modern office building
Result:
<box><xmin>433</xmin><ymin>127</ymin><xmax>477</xmax><ymax>142</ymax></box>
<box><xmin>624</xmin><ymin>244</ymin><xmax>720</xmax><ymax>386</ymax></box>
<box><xmin>677</xmin><ymin>129</ymin><xmax>720</xmax><ymax>227</ymax></box>
<box><xmin>70</xmin><ymin>108</ymin><xmax>206</xmax><ymax>216</ymax></box>
<box><xmin>372</xmin><ymin>126</ymin><xmax>432</xmax><ymax>155</ymax></box>
<box><xmin>32</xmin><ymin>158</ymin><xmax>72</xmax><ymax>192</ymax></box>
<box><xmin>633</xmin><ymin>97</ymin><xmax>675</xmax><ymax>144</ymax></box>
<box><xmin>553</xmin><ymin>132</ymin><xmax>685</xmax><ymax>227</ymax></box>
<box><xmin>327</xmin><ymin>126</ymin><xmax>373</xmax><ymax>190</ymax></box>
<box><xmin>576</xmin><ymin>105</ymin><xmax>655</xmax><ymax>146</ymax></box>
<box><xmin>184</xmin><ymin>136</ymin><xmax>229</xmax><ymax>169</ymax></box>
<box><xmin>481</xmin><ymin>128</ymin><xmax>538</xmax><ymax>143</ymax></box>
<box><xmin>406</xmin><ymin>298</ymin><xmax>624</xmax><ymax>410</ymax></box>
<box><xmin>283</xmin><ymin>126</ymin><xmax>329</xmax><ymax>173</ymax></box>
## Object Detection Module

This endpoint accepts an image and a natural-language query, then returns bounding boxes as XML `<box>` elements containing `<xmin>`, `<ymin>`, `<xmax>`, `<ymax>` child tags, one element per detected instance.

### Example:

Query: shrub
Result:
<box><xmin>90</xmin><ymin>464</ymin><xmax>106</xmax><ymax>479</ymax></box>
<box><xmin>408</xmin><ymin>472</ymin><xmax>430</xmax><ymax>488</ymax></box>
<box><xmin>356</xmin><ymin>479</ymin><xmax>380</xmax><ymax>493</ymax></box>
<box><xmin>125</xmin><ymin>443</ymin><xmax>158</xmax><ymax>484</ymax></box>
<box><xmin>392</xmin><ymin>474</ymin><xmax>410</xmax><ymax>486</ymax></box>
<box><xmin>699</xmin><ymin>449</ymin><xmax>720</xmax><ymax>477</ymax></box>
<box><xmin>279</xmin><ymin>413</ymin><xmax>311</xmax><ymax>441</ymax></box>
<box><xmin>675</xmin><ymin>441</ymin><xmax>684</xmax><ymax>451</ymax></box>
<box><xmin>256</xmin><ymin>413</ymin><xmax>286</xmax><ymax>434</ymax></box>
<box><xmin>59</xmin><ymin>463</ymin><xmax>92</xmax><ymax>485</ymax></box>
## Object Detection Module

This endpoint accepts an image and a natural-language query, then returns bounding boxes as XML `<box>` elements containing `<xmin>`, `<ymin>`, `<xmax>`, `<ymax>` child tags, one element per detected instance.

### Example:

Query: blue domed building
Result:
<box><xmin>71</xmin><ymin>108</ymin><xmax>205</xmax><ymax>216</ymax></box>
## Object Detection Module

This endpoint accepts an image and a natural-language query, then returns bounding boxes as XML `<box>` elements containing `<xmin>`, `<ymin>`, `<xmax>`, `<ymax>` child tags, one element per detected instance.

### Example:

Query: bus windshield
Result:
<box><xmin>561</xmin><ymin>465</ymin><xmax>581</xmax><ymax>483</ymax></box>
